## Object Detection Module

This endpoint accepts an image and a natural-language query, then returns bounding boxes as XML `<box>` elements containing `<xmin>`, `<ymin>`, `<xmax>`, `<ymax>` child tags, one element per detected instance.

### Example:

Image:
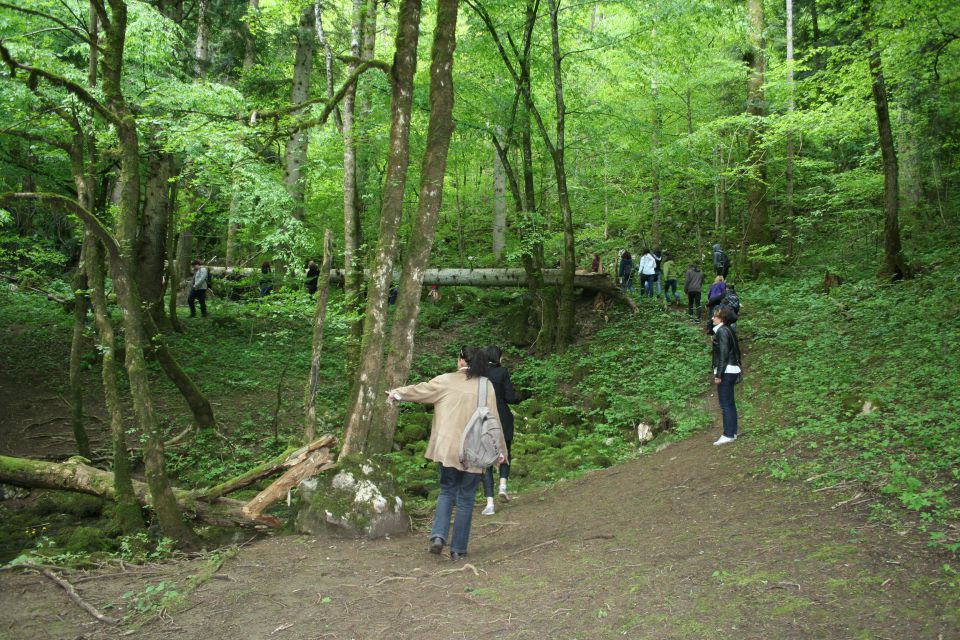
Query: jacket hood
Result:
<box><xmin>712</xmin><ymin>244</ymin><xmax>722</xmax><ymax>252</ymax></box>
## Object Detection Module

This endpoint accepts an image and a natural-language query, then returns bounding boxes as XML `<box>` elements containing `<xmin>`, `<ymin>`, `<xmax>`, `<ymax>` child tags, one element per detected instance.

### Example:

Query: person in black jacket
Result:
<box><xmin>480</xmin><ymin>345</ymin><xmax>519</xmax><ymax>515</ymax></box>
<box><xmin>711</xmin><ymin>305</ymin><xmax>742</xmax><ymax>445</ymax></box>
<box><xmin>305</xmin><ymin>260</ymin><xmax>320</xmax><ymax>296</ymax></box>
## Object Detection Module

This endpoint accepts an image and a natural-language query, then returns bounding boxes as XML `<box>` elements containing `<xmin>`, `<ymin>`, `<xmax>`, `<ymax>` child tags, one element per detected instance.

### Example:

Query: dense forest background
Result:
<box><xmin>1</xmin><ymin>0</ymin><xmax>959</xmax><ymax>569</ymax></box>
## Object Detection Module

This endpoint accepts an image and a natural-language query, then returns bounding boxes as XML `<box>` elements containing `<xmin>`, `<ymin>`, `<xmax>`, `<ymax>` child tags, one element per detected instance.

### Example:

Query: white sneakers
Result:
<box><xmin>481</xmin><ymin>504</ymin><xmax>496</xmax><ymax>516</ymax></box>
<box><xmin>713</xmin><ymin>435</ymin><xmax>737</xmax><ymax>445</ymax></box>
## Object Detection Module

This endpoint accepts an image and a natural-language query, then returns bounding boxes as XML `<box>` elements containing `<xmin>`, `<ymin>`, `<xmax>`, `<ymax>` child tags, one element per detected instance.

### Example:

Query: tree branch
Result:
<box><xmin>0</xmin><ymin>44</ymin><xmax>120</xmax><ymax>127</ymax></box>
<box><xmin>0</xmin><ymin>2</ymin><xmax>90</xmax><ymax>43</ymax></box>
<box><xmin>0</xmin><ymin>192</ymin><xmax>120</xmax><ymax>261</ymax></box>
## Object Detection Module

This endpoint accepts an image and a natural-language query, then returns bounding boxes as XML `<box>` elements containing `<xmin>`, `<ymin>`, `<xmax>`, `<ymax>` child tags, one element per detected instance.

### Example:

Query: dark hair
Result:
<box><xmin>459</xmin><ymin>346</ymin><xmax>489</xmax><ymax>379</ymax></box>
<box><xmin>192</xmin><ymin>259</ymin><xmax>201</xmax><ymax>266</ymax></box>
<box><xmin>261</xmin><ymin>261</ymin><xmax>271</xmax><ymax>271</ymax></box>
<box><xmin>621</xmin><ymin>251</ymin><xmax>632</xmax><ymax>261</ymax></box>
<box><xmin>485</xmin><ymin>345</ymin><xmax>502</xmax><ymax>366</ymax></box>
<box><xmin>713</xmin><ymin>305</ymin><xmax>736</xmax><ymax>324</ymax></box>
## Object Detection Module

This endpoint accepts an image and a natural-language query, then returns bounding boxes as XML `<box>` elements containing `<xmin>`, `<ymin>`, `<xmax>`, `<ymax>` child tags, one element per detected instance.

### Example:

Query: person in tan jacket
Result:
<box><xmin>387</xmin><ymin>347</ymin><xmax>506</xmax><ymax>561</ymax></box>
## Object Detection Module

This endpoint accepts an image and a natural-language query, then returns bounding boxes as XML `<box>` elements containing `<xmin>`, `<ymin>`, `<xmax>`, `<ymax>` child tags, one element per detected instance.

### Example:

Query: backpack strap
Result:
<box><xmin>477</xmin><ymin>377</ymin><xmax>488</xmax><ymax>409</ymax></box>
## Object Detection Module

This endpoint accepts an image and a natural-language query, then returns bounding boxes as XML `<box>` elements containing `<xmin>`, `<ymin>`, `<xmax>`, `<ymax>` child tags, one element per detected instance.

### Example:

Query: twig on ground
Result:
<box><xmin>374</xmin><ymin>575</ymin><xmax>420</xmax><ymax>586</ymax></box>
<box><xmin>832</xmin><ymin>492</ymin><xmax>864</xmax><ymax>509</ymax></box>
<box><xmin>489</xmin><ymin>539</ymin><xmax>558</xmax><ymax>565</ymax></box>
<box><xmin>435</xmin><ymin>563</ymin><xmax>480</xmax><ymax>577</ymax></box>
<box><xmin>766</xmin><ymin>581</ymin><xmax>801</xmax><ymax>591</ymax></box>
<box><xmin>12</xmin><ymin>563</ymin><xmax>119</xmax><ymax>624</ymax></box>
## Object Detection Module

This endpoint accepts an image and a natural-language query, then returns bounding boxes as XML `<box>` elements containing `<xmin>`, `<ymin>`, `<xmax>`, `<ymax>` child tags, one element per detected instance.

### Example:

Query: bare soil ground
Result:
<box><xmin>2</xmin><ymin>424</ymin><xmax>958</xmax><ymax>640</ymax></box>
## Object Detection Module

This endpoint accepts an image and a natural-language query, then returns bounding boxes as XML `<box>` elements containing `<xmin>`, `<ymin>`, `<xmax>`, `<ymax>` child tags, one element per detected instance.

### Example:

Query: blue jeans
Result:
<box><xmin>431</xmin><ymin>465</ymin><xmax>482</xmax><ymax>554</ymax></box>
<box><xmin>620</xmin><ymin>275</ymin><xmax>634</xmax><ymax>295</ymax></box>
<box><xmin>654</xmin><ymin>273</ymin><xmax>662</xmax><ymax>297</ymax></box>
<box><xmin>717</xmin><ymin>373</ymin><xmax>739</xmax><ymax>438</ymax></box>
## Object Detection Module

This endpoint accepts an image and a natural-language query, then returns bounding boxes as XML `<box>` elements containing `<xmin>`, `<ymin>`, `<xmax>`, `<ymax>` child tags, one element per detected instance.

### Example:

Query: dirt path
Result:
<box><xmin>2</xmin><ymin>428</ymin><xmax>957</xmax><ymax>640</ymax></box>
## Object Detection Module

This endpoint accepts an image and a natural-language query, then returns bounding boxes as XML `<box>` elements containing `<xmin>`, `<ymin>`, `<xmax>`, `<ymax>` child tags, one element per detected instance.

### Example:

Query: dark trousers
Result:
<box><xmin>188</xmin><ymin>288</ymin><xmax>207</xmax><ymax>316</ymax></box>
<box><xmin>717</xmin><ymin>373</ymin><xmax>739</xmax><ymax>438</ymax></box>
<box><xmin>687</xmin><ymin>291</ymin><xmax>701</xmax><ymax>321</ymax></box>
<box><xmin>663</xmin><ymin>279</ymin><xmax>679</xmax><ymax>302</ymax></box>
<box><xmin>482</xmin><ymin>438</ymin><xmax>513</xmax><ymax>498</ymax></box>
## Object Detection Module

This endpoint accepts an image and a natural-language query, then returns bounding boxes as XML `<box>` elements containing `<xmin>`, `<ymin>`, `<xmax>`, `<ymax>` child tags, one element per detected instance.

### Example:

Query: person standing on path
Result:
<box><xmin>305</xmin><ymin>260</ymin><xmax>320</xmax><ymax>296</ymax></box>
<box><xmin>661</xmin><ymin>254</ymin><xmax>680</xmax><ymax>305</ymax></box>
<box><xmin>712</xmin><ymin>243</ymin><xmax>730</xmax><ymax>278</ymax></box>
<box><xmin>711</xmin><ymin>305</ymin><xmax>742</xmax><ymax>445</ymax></box>
<box><xmin>638</xmin><ymin>248</ymin><xmax>657</xmax><ymax>297</ymax></box>
<box><xmin>386</xmin><ymin>347</ymin><xmax>506</xmax><ymax>561</ymax></box>
<box><xmin>259</xmin><ymin>261</ymin><xmax>273</xmax><ymax>297</ymax></box>
<box><xmin>618</xmin><ymin>251</ymin><xmax>635</xmax><ymax>295</ymax></box>
<box><xmin>684</xmin><ymin>262</ymin><xmax>704</xmax><ymax>321</ymax></box>
<box><xmin>188</xmin><ymin>259</ymin><xmax>210</xmax><ymax>317</ymax></box>
<box><xmin>480</xmin><ymin>345</ymin><xmax>519</xmax><ymax>516</ymax></box>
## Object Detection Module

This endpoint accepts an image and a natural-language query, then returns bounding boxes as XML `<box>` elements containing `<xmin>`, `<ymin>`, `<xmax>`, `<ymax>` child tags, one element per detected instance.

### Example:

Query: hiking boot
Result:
<box><xmin>713</xmin><ymin>435</ymin><xmax>735</xmax><ymax>446</ymax></box>
<box><xmin>450</xmin><ymin>551</ymin><xmax>467</xmax><ymax>562</ymax></box>
<box><xmin>481</xmin><ymin>504</ymin><xmax>495</xmax><ymax>516</ymax></box>
<box><xmin>429</xmin><ymin>537</ymin><xmax>444</xmax><ymax>554</ymax></box>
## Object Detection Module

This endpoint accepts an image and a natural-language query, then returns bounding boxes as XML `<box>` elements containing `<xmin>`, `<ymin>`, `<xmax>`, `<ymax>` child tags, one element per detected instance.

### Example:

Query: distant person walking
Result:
<box><xmin>712</xmin><ymin>244</ymin><xmax>730</xmax><ymax>278</ymax></box>
<box><xmin>684</xmin><ymin>262</ymin><xmax>704</xmax><ymax>321</ymax></box>
<box><xmin>591</xmin><ymin>253</ymin><xmax>601</xmax><ymax>273</ymax></box>
<box><xmin>706</xmin><ymin>275</ymin><xmax>727</xmax><ymax>327</ymax></box>
<box><xmin>188</xmin><ymin>259</ymin><xmax>210</xmax><ymax>317</ymax></box>
<box><xmin>481</xmin><ymin>346</ymin><xmax>518</xmax><ymax>516</ymax></box>
<box><xmin>652</xmin><ymin>247</ymin><xmax>664</xmax><ymax>298</ymax></box>
<box><xmin>661</xmin><ymin>253</ymin><xmax>680</xmax><ymax>305</ymax></box>
<box><xmin>386</xmin><ymin>347</ymin><xmax>506</xmax><ymax>561</ymax></box>
<box><xmin>723</xmin><ymin>284</ymin><xmax>741</xmax><ymax>333</ymax></box>
<box><xmin>638</xmin><ymin>248</ymin><xmax>657</xmax><ymax>297</ymax></box>
<box><xmin>259</xmin><ymin>261</ymin><xmax>273</xmax><ymax>297</ymax></box>
<box><xmin>305</xmin><ymin>260</ymin><xmax>320</xmax><ymax>296</ymax></box>
<box><xmin>618</xmin><ymin>251</ymin><xmax>635</xmax><ymax>295</ymax></box>
<box><xmin>711</xmin><ymin>305</ymin><xmax>742</xmax><ymax>445</ymax></box>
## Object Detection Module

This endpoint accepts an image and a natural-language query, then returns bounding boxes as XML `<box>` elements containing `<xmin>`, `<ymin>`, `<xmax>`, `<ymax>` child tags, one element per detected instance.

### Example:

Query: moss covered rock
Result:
<box><xmin>295</xmin><ymin>459</ymin><xmax>409</xmax><ymax>539</ymax></box>
<box><xmin>64</xmin><ymin>526</ymin><xmax>112</xmax><ymax>553</ymax></box>
<box><xmin>35</xmin><ymin>492</ymin><xmax>104</xmax><ymax>519</ymax></box>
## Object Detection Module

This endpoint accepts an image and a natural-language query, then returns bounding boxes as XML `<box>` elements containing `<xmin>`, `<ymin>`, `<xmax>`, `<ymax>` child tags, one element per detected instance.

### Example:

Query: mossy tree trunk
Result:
<box><xmin>68</xmin><ymin>235</ymin><xmax>92</xmax><ymax>460</ymax></box>
<box><xmin>304</xmin><ymin>229</ymin><xmax>334</xmax><ymax>443</ymax></box>
<box><xmin>85</xmin><ymin>232</ymin><xmax>144</xmax><ymax>534</ymax></box>
<box><xmin>744</xmin><ymin>0</ymin><xmax>769</xmax><ymax>275</ymax></box>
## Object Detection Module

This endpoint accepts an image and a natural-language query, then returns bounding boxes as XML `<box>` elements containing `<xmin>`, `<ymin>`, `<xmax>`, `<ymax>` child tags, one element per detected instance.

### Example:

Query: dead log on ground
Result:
<box><xmin>241</xmin><ymin>448</ymin><xmax>336</xmax><ymax>526</ymax></box>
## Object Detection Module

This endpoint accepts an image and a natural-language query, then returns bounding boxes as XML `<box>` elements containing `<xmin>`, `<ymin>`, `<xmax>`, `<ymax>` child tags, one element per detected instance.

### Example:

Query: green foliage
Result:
<box><xmin>747</xmin><ymin>252</ymin><xmax>960</xmax><ymax>551</ymax></box>
<box><xmin>122</xmin><ymin>580</ymin><xmax>181</xmax><ymax>618</ymax></box>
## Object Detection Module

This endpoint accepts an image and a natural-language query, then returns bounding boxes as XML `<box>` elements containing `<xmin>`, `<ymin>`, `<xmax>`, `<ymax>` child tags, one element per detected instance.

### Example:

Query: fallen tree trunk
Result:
<box><xmin>204</xmin><ymin>267</ymin><xmax>637</xmax><ymax>311</ymax></box>
<box><xmin>0</xmin><ymin>436</ymin><xmax>337</xmax><ymax>529</ymax></box>
<box><xmin>241</xmin><ymin>448</ymin><xmax>336</xmax><ymax>527</ymax></box>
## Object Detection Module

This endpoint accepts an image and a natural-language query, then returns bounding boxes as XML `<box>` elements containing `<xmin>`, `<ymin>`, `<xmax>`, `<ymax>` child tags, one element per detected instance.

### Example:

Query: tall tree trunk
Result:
<box><xmin>166</xmin><ymin>208</ymin><xmax>183</xmax><ymax>332</ymax></box>
<box><xmin>341</xmin><ymin>0</ymin><xmax>365</xmax><ymax>374</ymax></box>
<box><xmin>862</xmin><ymin>1</ymin><xmax>909</xmax><ymax>278</ymax></box>
<box><xmin>785</xmin><ymin>0</ymin><xmax>796</xmax><ymax>255</ymax></box>
<box><xmin>546</xmin><ymin>0</ymin><xmax>576</xmax><ymax>353</ymax></box>
<box><xmin>86</xmin><ymin>233</ymin><xmax>144</xmax><ymax>534</ymax></box>
<box><xmin>193</xmin><ymin>0</ymin><xmax>208</xmax><ymax>78</ymax></box>
<box><xmin>744</xmin><ymin>0</ymin><xmax>769</xmax><ymax>274</ymax></box>
<box><xmin>138</xmin><ymin>150</ymin><xmax>173</xmax><ymax>323</ymax></box>
<box><xmin>304</xmin><ymin>230</ymin><xmax>334</xmax><ymax>443</ymax></box>
<box><xmin>339</xmin><ymin>0</ymin><xmax>422</xmax><ymax>459</ymax></box>
<box><xmin>88</xmin><ymin>0</ymin><xmax>98</xmax><ymax>86</ymax></box>
<box><xmin>102</xmin><ymin>0</ymin><xmax>197</xmax><ymax>546</ymax></box>
<box><xmin>367</xmin><ymin>0</ymin><xmax>459</xmax><ymax>454</ymax></box>
<box><xmin>649</xmin><ymin>58</ymin><xmax>661</xmax><ymax>248</ymax></box>
<box><xmin>68</xmin><ymin>240</ymin><xmax>92</xmax><ymax>459</ymax></box>
<box><xmin>492</xmin><ymin>126</ymin><xmax>507</xmax><ymax>263</ymax></box>
<box><xmin>284</xmin><ymin>7</ymin><xmax>316</xmax><ymax>221</ymax></box>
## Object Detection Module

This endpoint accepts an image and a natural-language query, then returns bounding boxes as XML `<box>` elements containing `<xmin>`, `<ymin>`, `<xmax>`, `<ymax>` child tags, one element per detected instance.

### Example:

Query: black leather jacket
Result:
<box><xmin>711</xmin><ymin>324</ymin><xmax>741</xmax><ymax>376</ymax></box>
<box><xmin>486</xmin><ymin>365</ymin><xmax>518</xmax><ymax>440</ymax></box>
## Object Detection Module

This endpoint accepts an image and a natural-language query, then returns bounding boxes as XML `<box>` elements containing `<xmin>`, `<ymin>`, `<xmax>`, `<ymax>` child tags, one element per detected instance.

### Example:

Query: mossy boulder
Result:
<box><xmin>35</xmin><ymin>492</ymin><xmax>104</xmax><ymax>519</ymax></box>
<box><xmin>63</xmin><ymin>526</ymin><xmax>112</xmax><ymax>553</ymax></box>
<box><xmin>295</xmin><ymin>459</ymin><xmax>409</xmax><ymax>539</ymax></box>
<box><xmin>395</xmin><ymin>412</ymin><xmax>431</xmax><ymax>448</ymax></box>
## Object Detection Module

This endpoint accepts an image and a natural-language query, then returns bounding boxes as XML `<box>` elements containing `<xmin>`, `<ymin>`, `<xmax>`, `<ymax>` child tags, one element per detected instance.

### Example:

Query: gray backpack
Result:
<box><xmin>458</xmin><ymin>377</ymin><xmax>503</xmax><ymax>469</ymax></box>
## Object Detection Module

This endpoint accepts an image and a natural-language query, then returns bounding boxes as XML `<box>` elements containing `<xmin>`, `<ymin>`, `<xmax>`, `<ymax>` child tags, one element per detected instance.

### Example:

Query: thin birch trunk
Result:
<box><xmin>304</xmin><ymin>230</ymin><xmax>334</xmax><ymax>443</ymax></box>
